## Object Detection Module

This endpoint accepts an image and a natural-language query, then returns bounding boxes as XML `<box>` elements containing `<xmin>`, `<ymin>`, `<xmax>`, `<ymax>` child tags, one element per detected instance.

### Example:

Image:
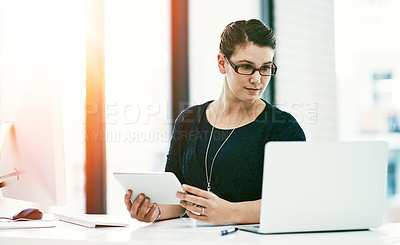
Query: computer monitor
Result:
<box><xmin>0</xmin><ymin>68</ymin><xmax>66</xmax><ymax>206</ymax></box>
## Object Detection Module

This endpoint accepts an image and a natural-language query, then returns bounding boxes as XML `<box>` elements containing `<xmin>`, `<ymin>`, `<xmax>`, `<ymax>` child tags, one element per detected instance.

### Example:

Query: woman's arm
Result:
<box><xmin>176</xmin><ymin>184</ymin><xmax>261</xmax><ymax>225</ymax></box>
<box><xmin>124</xmin><ymin>184</ymin><xmax>260</xmax><ymax>224</ymax></box>
<box><xmin>157</xmin><ymin>204</ymin><xmax>185</xmax><ymax>221</ymax></box>
<box><xmin>231</xmin><ymin>199</ymin><xmax>261</xmax><ymax>224</ymax></box>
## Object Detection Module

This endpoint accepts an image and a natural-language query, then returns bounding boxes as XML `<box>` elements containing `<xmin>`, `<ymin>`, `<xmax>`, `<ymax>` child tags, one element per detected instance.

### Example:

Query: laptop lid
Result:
<box><xmin>258</xmin><ymin>141</ymin><xmax>388</xmax><ymax>234</ymax></box>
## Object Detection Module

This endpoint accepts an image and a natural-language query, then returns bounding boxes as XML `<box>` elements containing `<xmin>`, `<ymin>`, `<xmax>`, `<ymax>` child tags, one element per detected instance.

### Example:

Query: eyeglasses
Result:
<box><xmin>224</xmin><ymin>55</ymin><xmax>277</xmax><ymax>76</ymax></box>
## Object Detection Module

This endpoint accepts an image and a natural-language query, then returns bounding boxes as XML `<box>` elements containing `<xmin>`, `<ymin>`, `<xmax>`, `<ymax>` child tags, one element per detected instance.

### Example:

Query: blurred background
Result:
<box><xmin>0</xmin><ymin>0</ymin><xmax>399</xmax><ymax>222</ymax></box>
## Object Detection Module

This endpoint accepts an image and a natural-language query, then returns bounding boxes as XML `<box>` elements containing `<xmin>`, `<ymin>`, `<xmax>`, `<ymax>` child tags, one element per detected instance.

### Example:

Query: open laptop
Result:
<box><xmin>239</xmin><ymin>141</ymin><xmax>388</xmax><ymax>234</ymax></box>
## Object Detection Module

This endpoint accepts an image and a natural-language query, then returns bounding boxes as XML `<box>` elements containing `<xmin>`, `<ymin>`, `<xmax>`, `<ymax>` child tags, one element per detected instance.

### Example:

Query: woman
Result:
<box><xmin>124</xmin><ymin>19</ymin><xmax>306</xmax><ymax>225</ymax></box>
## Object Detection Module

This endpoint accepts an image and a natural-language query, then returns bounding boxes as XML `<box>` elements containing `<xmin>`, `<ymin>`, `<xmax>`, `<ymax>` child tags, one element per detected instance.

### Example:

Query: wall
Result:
<box><xmin>274</xmin><ymin>0</ymin><xmax>337</xmax><ymax>140</ymax></box>
<box><xmin>188</xmin><ymin>0</ymin><xmax>261</xmax><ymax>105</ymax></box>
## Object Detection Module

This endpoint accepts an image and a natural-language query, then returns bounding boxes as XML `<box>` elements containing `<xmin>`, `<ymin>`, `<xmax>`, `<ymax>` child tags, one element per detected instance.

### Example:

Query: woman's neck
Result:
<box><xmin>214</xmin><ymin>97</ymin><xmax>257</xmax><ymax>115</ymax></box>
<box><xmin>206</xmin><ymin>80</ymin><xmax>265</xmax><ymax>129</ymax></box>
<box><xmin>216</xmin><ymin>84</ymin><xmax>259</xmax><ymax>115</ymax></box>
<box><xmin>208</xmin><ymin>96</ymin><xmax>260</xmax><ymax>129</ymax></box>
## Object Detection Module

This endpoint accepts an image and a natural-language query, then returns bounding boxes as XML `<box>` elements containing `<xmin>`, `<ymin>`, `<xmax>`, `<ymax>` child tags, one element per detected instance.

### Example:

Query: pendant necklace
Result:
<box><xmin>204</xmin><ymin>100</ymin><xmax>256</xmax><ymax>192</ymax></box>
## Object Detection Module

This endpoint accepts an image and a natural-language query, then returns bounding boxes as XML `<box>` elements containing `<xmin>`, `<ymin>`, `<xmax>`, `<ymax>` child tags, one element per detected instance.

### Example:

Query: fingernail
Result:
<box><xmin>138</xmin><ymin>195</ymin><xmax>143</xmax><ymax>200</ymax></box>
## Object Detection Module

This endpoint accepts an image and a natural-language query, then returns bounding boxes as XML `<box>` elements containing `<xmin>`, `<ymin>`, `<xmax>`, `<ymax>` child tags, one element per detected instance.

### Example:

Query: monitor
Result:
<box><xmin>0</xmin><ymin>67</ymin><xmax>66</xmax><ymax>206</ymax></box>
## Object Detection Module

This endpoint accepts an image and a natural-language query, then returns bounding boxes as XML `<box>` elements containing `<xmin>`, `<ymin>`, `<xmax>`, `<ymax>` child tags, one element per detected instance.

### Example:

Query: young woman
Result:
<box><xmin>124</xmin><ymin>19</ymin><xmax>306</xmax><ymax>225</ymax></box>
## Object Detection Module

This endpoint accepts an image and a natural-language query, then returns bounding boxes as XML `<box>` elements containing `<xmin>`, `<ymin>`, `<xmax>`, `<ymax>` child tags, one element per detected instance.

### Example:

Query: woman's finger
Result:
<box><xmin>176</xmin><ymin>192</ymin><xmax>208</xmax><ymax>207</ymax></box>
<box><xmin>181</xmin><ymin>184</ymin><xmax>213</xmax><ymax>199</ymax></box>
<box><xmin>144</xmin><ymin>204</ymin><xmax>159</xmax><ymax>222</ymax></box>
<box><xmin>129</xmin><ymin>194</ymin><xmax>145</xmax><ymax>218</ymax></box>
<box><xmin>180</xmin><ymin>200</ymin><xmax>204</xmax><ymax>216</ymax></box>
<box><xmin>124</xmin><ymin>190</ymin><xmax>133</xmax><ymax>211</ymax></box>
<box><xmin>137</xmin><ymin>197</ymin><xmax>150</xmax><ymax>220</ymax></box>
<box><xmin>185</xmin><ymin>209</ymin><xmax>208</xmax><ymax>222</ymax></box>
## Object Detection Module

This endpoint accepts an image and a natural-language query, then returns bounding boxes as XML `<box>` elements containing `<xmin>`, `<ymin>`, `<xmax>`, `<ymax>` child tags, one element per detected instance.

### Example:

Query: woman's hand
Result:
<box><xmin>176</xmin><ymin>184</ymin><xmax>236</xmax><ymax>225</ymax></box>
<box><xmin>124</xmin><ymin>190</ymin><xmax>160</xmax><ymax>223</ymax></box>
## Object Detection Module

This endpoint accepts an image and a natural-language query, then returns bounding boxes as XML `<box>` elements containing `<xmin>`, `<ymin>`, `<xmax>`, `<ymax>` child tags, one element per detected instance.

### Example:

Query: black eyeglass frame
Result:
<box><xmin>224</xmin><ymin>55</ymin><xmax>277</xmax><ymax>76</ymax></box>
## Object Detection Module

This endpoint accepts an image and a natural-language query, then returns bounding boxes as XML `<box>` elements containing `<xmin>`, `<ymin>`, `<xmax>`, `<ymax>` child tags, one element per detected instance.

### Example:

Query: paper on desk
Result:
<box><xmin>0</xmin><ymin>220</ymin><xmax>56</xmax><ymax>230</ymax></box>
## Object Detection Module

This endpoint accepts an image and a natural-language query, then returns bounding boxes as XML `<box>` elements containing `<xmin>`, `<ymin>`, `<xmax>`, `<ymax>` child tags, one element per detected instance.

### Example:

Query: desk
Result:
<box><xmin>1</xmin><ymin>217</ymin><xmax>400</xmax><ymax>245</ymax></box>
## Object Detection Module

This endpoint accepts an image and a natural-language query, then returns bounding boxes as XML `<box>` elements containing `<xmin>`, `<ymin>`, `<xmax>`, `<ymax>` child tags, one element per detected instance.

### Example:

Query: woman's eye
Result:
<box><xmin>241</xmin><ymin>65</ymin><xmax>253</xmax><ymax>70</ymax></box>
<box><xmin>260</xmin><ymin>66</ymin><xmax>271</xmax><ymax>71</ymax></box>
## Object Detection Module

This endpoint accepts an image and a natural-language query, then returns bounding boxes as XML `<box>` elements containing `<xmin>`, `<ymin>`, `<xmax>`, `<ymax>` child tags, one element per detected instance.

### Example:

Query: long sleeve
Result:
<box><xmin>165</xmin><ymin>115</ymin><xmax>186</xmax><ymax>185</ymax></box>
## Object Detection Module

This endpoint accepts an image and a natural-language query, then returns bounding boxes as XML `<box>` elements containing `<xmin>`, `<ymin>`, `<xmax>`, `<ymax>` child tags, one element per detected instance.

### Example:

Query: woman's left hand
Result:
<box><xmin>176</xmin><ymin>184</ymin><xmax>236</xmax><ymax>225</ymax></box>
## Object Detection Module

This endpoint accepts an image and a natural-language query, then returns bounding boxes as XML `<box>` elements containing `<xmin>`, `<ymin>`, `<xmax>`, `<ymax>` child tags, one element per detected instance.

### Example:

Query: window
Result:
<box><xmin>335</xmin><ymin>0</ymin><xmax>400</xmax><ymax>221</ymax></box>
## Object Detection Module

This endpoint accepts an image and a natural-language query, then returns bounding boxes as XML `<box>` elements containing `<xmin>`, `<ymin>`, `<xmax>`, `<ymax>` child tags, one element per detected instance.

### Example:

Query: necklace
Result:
<box><xmin>204</xmin><ymin>100</ymin><xmax>256</xmax><ymax>192</ymax></box>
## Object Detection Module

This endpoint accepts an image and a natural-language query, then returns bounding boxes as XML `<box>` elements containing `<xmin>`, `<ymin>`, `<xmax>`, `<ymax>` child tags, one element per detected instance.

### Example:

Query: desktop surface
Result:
<box><xmin>0</xmin><ymin>216</ymin><xmax>399</xmax><ymax>245</ymax></box>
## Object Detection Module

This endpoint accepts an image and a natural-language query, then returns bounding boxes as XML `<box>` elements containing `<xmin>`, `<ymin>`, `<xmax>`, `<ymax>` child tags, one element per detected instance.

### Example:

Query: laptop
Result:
<box><xmin>239</xmin><ymin>141</ymin><xmax>388</xmax><ymax>234</ymax></box>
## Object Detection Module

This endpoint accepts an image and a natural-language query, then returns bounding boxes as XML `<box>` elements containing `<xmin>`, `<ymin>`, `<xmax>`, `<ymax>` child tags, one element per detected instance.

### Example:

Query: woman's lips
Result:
<box><xmin>246</xmin><ymin>87</ymin><xmax>260</xmax><ymax>92</ymax></box>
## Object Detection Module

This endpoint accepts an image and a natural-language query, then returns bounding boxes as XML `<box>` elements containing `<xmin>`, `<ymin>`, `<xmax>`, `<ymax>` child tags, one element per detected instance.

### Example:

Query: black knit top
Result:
<box><xmin>165</xmin><ymin>100</ymin><xmax>306</xmax><ymax>202</ymax></box>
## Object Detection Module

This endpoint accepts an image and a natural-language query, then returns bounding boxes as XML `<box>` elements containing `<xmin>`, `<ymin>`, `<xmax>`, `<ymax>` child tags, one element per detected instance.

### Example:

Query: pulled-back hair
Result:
<box><xmin>219</xmin><ymin>19</ymin><xmax>276</xmax><ymax>58</ymax></box>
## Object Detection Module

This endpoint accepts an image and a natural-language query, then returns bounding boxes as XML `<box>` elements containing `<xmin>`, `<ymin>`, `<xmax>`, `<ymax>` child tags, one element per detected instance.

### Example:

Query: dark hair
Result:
<box><xmin>219</xmin><ymin>19</ymin><xmax>276</xmax><ymax>58</ymax></box>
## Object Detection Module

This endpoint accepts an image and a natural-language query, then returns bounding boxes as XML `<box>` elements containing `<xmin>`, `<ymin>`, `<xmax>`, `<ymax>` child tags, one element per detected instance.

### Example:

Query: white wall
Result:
<box><xmin>274</xmin><ymin>0</ymin><xmax>337</xmax><ymax>140</ymax></box>
<box><xmin>105</xmin><ymin>0</ymin><xmax>171</xmax><ymax>214</ymax></box>
<box><xmin>188</xmin><ymin>0</ymin><xmax>261</xmax><ymax>105</ymax></box>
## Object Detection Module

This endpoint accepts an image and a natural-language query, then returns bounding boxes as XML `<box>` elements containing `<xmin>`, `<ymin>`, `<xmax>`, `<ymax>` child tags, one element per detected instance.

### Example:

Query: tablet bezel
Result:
<box><xmin>114</xmin><ymin>172</ymin><xmax>184</xmax><ymax>205</ymax></box>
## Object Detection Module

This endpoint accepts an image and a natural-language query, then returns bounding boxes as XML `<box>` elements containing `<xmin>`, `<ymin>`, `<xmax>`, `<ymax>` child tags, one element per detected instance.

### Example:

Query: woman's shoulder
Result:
<box><xmin>259</xmin><ymin>99</ymin><xmax>297</xmax><ymax>122</ymax></box>
<box><xmin>174</xmin><ymin>101</ymin><xmax>213</xmax><ymax>124</ymax></box>
<box><xmin>257</xmin><ymin>100</ymin><xmax>306</xmax><ymax>140</ymax></box>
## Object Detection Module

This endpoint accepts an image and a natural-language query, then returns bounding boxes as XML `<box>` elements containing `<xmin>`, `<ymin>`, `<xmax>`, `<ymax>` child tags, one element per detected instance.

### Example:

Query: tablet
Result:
<box><xmin>114</xmin><ymin>172</ymin><xmax>184</xmax><ymax>205</ymax></box>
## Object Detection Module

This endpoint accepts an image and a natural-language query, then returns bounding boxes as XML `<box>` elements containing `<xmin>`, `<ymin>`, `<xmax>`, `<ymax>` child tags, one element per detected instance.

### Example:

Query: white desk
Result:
<box><xmin>1</xmin><ymin>217</ymin><xmax>400</xmax><ymax>245</ymax></box>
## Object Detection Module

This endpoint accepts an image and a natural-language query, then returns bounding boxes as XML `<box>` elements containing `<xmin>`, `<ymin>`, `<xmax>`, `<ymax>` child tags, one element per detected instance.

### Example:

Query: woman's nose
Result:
<box><xmin>250</xmin><ymin>71</ymin><xmax>262</xmax><ymax>84</ymax></box>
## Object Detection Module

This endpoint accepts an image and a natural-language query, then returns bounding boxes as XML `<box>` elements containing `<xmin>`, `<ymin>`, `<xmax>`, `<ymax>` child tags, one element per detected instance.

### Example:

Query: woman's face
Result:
<box><xmin>218</xmin><ymin>43</ymin><xmax>275</xmax><ymax>102</ymax></box>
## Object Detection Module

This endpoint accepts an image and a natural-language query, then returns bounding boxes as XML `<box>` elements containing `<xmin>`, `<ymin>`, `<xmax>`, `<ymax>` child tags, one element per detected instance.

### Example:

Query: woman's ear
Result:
<box><xmin>217</xmin><ymin>53</ymin><xmax>226</xmax><ymax>74</ymax></box>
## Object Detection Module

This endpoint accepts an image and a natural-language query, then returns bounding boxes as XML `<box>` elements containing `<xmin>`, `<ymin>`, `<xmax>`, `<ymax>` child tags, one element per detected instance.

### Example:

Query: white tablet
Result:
<box><xmin>114</xmin><ymin>172</ymin><xmax>184</xmax><ymax>205</ymax></box>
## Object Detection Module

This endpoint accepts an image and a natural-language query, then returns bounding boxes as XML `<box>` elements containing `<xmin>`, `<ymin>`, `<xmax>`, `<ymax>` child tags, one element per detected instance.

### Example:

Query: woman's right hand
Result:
<box><xmin>124</xmin><ymin>190</ymin><xmax>160</xmax><ymax>223</ymax></box>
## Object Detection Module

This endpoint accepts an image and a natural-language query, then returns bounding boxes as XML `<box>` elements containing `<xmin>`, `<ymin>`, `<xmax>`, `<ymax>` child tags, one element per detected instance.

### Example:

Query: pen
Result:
<box><xmin>221</xmin><ymin>227</ymin><xmax>238</xmax><ymax>236</ymax></box>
